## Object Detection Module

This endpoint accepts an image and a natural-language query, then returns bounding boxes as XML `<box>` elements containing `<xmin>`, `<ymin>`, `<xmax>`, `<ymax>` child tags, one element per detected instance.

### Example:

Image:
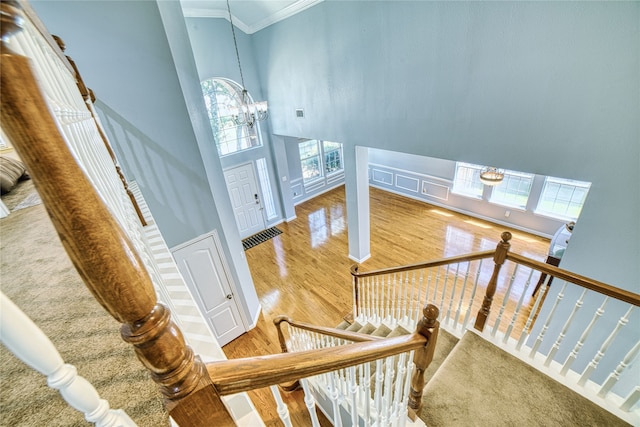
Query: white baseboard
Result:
<box><xmin>349</xmin><ymin>253</ymin><xmax>371</xmax><ymax>264</ymax></box>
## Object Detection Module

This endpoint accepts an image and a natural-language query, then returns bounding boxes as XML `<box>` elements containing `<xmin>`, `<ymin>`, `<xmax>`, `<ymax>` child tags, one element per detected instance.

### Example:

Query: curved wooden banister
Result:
<box><xmin>507</xmin><ymin>253</ymin><xmax>640</xmax><ymax>306</ymax></box>
<box><xmin>350</xmin><ymin>250</ymin><xmax>495</xmax><ymax>278</ymax></box>
<box><xmin>207</xmin><ymin>333</ymin><xmax>427</xmax><ymax>395</ymax></box>
<box><xmin>273</xmin><ymin>315</ymin><xmax>383</xmax><ymax>354</ymax></box>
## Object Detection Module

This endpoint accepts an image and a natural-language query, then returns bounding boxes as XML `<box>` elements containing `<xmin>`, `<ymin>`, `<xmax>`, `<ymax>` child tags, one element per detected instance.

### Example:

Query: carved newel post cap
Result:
<box><xmin>501</xmin><ymin>231</ymin><xmax>512</xmax><ymax>243</ymax></box>
<box><xmin>423</xmin><ymin>304</ymin><xmax>439</xmax><ymax>326</ymax></box>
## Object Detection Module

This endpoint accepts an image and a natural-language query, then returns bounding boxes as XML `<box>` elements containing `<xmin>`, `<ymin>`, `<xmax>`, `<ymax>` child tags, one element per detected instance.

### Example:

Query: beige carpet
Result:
<box><xmin>0</xmin><ymin>192</ymin><xmax>169</xmax><ymax>426</ymax></box>
<box><xmin>421</xmin><ymin>331</ymin><xmax>629</xmax><ymax>427</ymax></box>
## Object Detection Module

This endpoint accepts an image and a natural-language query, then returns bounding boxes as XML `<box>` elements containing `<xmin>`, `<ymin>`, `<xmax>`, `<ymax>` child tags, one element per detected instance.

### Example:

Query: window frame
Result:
<box><xmin>488</xmin><ymin>170</ymin><xmax>534</xmax><ymax>210</ymax></box>
<box><xmin>201</xmin><ymin>77</ymin><xmax>263</xmax><ymax>157</ymax></box>
<box><xmin>452</xmin><ymin>162</ymin><xmax>484</xmax><ymax>199</ymax></box>
<box><xmin>322</xmin><ymin>141</ymin><xmax>344</xmax><ymax>176</ymax></box>
<box><xmin>299</xmin><ymin>140</ymin><xmax>324</xmax><ymax>185</ymax></box>
<box><xmin>535</xmin><ymin>176</ymin><xmax>591</xmax><ymax>221</ymax></box>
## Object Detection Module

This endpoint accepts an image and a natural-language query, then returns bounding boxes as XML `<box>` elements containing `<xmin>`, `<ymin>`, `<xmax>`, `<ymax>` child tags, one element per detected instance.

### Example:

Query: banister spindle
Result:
<box><xmin>0</xmin><ymin>5</ymin><xmax>232</xmax><ymax>425</ymax></box>
<box><xmin>0</xmin><ymin>293</ymin><xmax>137</xmax><ymax>427</ymax></box>
<box><xmin>474</xmin><ymin>232</ymin><xmax>512</xmax><ymax>331</ymax></box>
<box><xmin>408</xmin><ymin>304</ymin><xmax>440</xmax><ymax>412</ymax></box>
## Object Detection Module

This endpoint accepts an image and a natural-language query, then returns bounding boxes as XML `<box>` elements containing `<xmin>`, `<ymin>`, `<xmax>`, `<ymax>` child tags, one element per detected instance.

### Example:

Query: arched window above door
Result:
<box><xmin>201</xmin><ymin>78</ymin><xmax>262</xmax><ymax>156</ymax></box>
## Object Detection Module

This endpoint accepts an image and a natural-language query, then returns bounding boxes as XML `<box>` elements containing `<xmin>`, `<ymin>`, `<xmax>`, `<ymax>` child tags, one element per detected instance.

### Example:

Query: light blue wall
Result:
<box><xmin>184</xmin><ymin>17</ymin><xmax>286</xmax><ymax>227</ymax></box>
<box><xmin>253</xmin><ymin>1</ymin><xmax>640</xmax><ymax>293</ymax></box>
<box><xmin>31</xmin><ymin>0</ymin><xmax>214</xmax><ymax>249</ymax></box>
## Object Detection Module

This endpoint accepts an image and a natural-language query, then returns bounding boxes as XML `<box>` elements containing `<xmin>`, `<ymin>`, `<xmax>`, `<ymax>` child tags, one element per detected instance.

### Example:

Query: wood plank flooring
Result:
<box><xmin>222</xmin><ymin>185</ymin><xmax>550</xmax><ymax>426</ymax></box>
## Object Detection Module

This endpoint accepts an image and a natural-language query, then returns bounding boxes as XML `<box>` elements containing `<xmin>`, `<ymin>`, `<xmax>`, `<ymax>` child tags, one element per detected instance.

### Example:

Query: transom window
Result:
<box><xmin>201</xmin><ymin>78</ymin><xmax>261</xmax><ymax>156</ymax></box>
<box><xmin>536</xmin><ymin>177</ymin><xmax>591</xmax><ymax>220</ymax></box>
<box><xmin>452</xmin><ymin>162</ymin><xmax>483</xmax><ymax>198</ymax></box>
<box><xmin>489</xmin><ymin>170</ymin><xmax>534</xmax><ymax>209</ymax></box>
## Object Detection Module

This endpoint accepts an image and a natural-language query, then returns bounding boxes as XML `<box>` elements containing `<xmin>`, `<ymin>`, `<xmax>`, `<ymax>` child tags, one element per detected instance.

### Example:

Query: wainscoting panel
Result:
<box><xmin>422</xmin><ymin>181</ymin><xmax>449</xmax><ymax>201</ymax></box>
<box><xmin>372</xmin><ymin>168</ymin><xmax>393</xmax><ymax>185</ymax></box>
<box><xmin>395</xmin><ymin>174</ymin><xmax>420</xmax><ymax>193</ymax></box>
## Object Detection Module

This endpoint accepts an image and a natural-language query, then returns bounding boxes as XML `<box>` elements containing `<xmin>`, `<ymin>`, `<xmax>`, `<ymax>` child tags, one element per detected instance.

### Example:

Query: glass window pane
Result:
<box><xmin>323</xmin><ymin>141</ymin><xmax>343</xmax><ymax>174</ymax></box>
<box><xmin>536</xmin><ymin>177</ymin><xmax>591</xmax><ymax>220</ymax></box>
<box><xmin>452</xmin><ymin>162</ymin><xmax>483</xmax><ymax>198</ymax></box>
<box><xmin>489</xmin><ymin>170</ymin><xmax>533</xmax><ymax>209</ymax></box>
<box><xmin>299</xmin><ymin>140</ymin><xmax>323</xmax><ymax>184</ymax></box>
<box><xmin>201</xmin><ymin>78</ymin><xmax>262</xmax><ymax>157</ymax></box>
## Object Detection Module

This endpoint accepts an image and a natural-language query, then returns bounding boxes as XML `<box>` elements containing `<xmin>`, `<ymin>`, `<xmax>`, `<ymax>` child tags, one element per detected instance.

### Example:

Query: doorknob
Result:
<box><xmin>226</xmin><ymin>294</ymin><xmax>233</xmax><ymax>300</ymax></box>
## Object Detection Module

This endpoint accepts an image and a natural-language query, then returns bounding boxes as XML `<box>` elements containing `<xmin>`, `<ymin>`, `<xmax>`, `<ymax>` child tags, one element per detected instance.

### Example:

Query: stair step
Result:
<box><xmin>371</xmin><ymin>324</ymin><xmax>392</xmax><ymax>337</ymax></box>
<box><xmin>346</xmin><ymin>321</ymin><xmax>363</xmax><ymax>332</ymax></box>
<box><xmin>421</xmin><ymin>331</ymin><xmax>627</xmax><ymax>426</ymax></box>
<box><xmin>336</xmin><ymin>320</ymin><xmax>351</xmax><ymax>330</ymax></box>
<box><xmin>357</xmin><ymin>323</ymin><xmax>376</xmax><ymax>335</ymax></box>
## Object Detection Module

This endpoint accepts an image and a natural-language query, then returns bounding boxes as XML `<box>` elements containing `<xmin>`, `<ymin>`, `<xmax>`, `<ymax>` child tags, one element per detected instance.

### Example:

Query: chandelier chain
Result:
<box><xmin>226</xmin><ymin>0</ymin><xmax>246</xmax><ymax>90</ymax></box>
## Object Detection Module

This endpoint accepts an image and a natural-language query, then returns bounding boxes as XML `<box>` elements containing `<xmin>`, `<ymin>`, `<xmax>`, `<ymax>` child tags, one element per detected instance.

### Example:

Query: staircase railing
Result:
<box><xmin>273</xmin><ymin>308</ymin><xmax>439</xmax><ymax>426</ymax></box>
<box><xmin>351</xmin><ymin>232</ymin><xmax>640</xmax><ymax>424</ymax></box>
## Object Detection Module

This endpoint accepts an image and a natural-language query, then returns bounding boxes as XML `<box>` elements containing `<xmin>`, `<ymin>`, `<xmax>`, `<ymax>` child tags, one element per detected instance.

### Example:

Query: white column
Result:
<box><xmin>345</xmin><ymin>145</ymin><xmax>370</xmax><ymax>263</ymax></box>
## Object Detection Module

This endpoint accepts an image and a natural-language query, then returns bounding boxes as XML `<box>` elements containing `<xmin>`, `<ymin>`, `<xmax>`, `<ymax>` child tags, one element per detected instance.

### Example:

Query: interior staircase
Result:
<box><xmin>281</xmin><ymin>315</ymin><xmax>632</xmax><ymax>426</ymax></box>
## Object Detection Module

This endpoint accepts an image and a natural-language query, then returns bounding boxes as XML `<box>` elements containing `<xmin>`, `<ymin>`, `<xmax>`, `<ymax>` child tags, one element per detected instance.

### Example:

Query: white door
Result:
<box><xmin>225</xmin><ymin>163</ymin><xmax>265</xmax><ymax>238</ymax></box>
<box><xmin>172</xmin><ymin>233</ymin><xmax>245</xmax><ymax>346</ymax></box>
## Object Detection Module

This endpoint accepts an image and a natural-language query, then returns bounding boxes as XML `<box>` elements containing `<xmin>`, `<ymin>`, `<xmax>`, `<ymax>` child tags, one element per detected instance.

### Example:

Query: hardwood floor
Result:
<box><xmin>222</xmin><ymin>185</ymin><xmax>550</xmax><ymax>426</ymax></box>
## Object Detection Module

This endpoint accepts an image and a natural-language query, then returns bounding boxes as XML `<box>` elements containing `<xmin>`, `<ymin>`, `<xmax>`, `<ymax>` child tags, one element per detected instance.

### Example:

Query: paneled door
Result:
<box><xmin>224</xmin><ymin>163</ymin><xmax>265</xmax><ymax>238</ymax></box>
<box><xmin>172</xmin><ymin>232</ymin><xmax>246</xmax><ymax>346</ymax></box>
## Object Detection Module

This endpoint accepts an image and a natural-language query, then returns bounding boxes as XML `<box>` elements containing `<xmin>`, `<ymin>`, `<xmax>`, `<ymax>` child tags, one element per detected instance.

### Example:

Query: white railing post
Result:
<box><xmin>529</xmin><ymin>281</ymin><xmax>568</xmax><ymax>357</ymax></box>
<box><xmin>544</xmin><ymin>288</ymin><xmax>588</xmax><ymax>366</ymax></box>
<box><xmin>491</xmin><ymin>265</ymin><xmax>518</xmax><ymax>336</ymax></box>
<box><xmin>597</xmin><ymin>340</ymin><xmax>640</xmax><ymax>398</ymax></box>
<box><xmin>269</xmin><ymin>386</ymin><xmax>292</xmax><ymax>427</ymax></box>
<box><xmin>560</xmin><ymin>297</ymin><xmax>609</xmax><ymax>375</ymax></box>
<box><xmin>0</xmin><ymin>292</ymin><xmax>137</xmax><ymax>427</ymax></box>
<box><xmin>300</xmin><ymin>379</ymin><xmax>321</xmax><ymax>427</ymax></box>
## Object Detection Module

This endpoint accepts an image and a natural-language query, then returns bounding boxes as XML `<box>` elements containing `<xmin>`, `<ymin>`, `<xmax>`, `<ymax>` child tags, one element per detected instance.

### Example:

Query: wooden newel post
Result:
<box><xmin>0</xmin><ymin>4</ymin><xmax>231</xmax><ymax>425</ymax></box>
<box><xmin>408</xmin><ymin>303</ymin><xmax>439</xmax><ymax>413</ymax></box>
<box><xmin>474</xmin><ymin>231</ymin><xmax>512</xmax><ymax>332</ymax></box>
<box><xmin>351</xmin><ymin>264</ymin><xmax>360</xmax><ymax>318</ymax></box>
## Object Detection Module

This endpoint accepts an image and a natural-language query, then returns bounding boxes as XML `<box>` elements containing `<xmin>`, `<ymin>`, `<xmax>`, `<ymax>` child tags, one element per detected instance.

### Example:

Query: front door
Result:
<box><xmin>172</xmin><ymin>232</ymin><xmax>246</xmax><ymax>346</ymax></box>
<box><xmin>224</xmin><ymin>163</ymin><xmax>265</xmax><ymax>238</ymax></box>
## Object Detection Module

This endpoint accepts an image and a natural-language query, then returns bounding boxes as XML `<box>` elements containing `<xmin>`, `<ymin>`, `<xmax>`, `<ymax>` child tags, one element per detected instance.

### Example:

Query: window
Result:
<box><xmin>299</xmin><ymin>140</ymin><xmax>323</xmax><ymax>184</ymax></box>
<box><xmin>323</xmin><ymin>141</ymin><xmax>343</xmax><ymax>174</ymax></box>
<box><xmin>201</xmin><ymin>78</ymin><xmax>261</xmax><ymax>156</ymax></box>
<box><xmin>536</xmin><ymin>177</ymin><xmax>591</xmax><ymax>220</ymax></box>
<box><xmin>256</xmin><ymin>158</ymin><xmax>277</xmax><ymax>220</ymax></box>
<box><xmin>452</xmin><ymin>162</ymin><xmax>483</xmax><ymax>198</ymax></box>
<box><xmin>489</xmin><ymin>170</ymin><xmax>534</xmax><ymax>209</ymax></box>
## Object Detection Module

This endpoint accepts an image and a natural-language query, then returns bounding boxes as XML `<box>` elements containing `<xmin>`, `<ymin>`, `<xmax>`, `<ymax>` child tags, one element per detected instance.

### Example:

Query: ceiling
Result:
<box><xmin>180</xmin><ymin>0</ymin><xmax>324</xmax><ymax>34</ymax></box>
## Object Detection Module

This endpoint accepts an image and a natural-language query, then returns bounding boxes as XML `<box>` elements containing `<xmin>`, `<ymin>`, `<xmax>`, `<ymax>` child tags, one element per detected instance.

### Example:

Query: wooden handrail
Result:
<box><xmin>350</xmin><ymin>250</ymin><xmax>495</xmax><ymax>278</ymax></box>
<box><xmin>208</xmin><ymin>333</ymin><xmax>427</xmax><ymax>395</ymax></box>
<box><xmin>273</xmin><ymin>315</ymin><xmax>383</xmax><ymax>353</ymax></box>
<box><xmin>507</xmin><ymin>253</ymin><xmax>640</xmax><ymax>306</ymax></box>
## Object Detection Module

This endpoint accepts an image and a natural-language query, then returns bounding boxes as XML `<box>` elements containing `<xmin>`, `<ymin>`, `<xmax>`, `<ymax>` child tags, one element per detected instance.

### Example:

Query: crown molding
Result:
<box><xmin>182</xmin><ymin>0</ymin><xmax>323</xmax><ymax>34</ymax></box>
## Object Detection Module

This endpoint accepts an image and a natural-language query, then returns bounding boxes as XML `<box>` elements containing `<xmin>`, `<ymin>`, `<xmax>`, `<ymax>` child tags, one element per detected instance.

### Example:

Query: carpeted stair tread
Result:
<box><xmin>357</xmin><ymin>323</ymin><xmax>377</xmax><ymax>335</ymax></box>
<box><xmin>386</xmin><ymin>325</ymin><xmax>411</xmax><ymax>338</ymax></box>
<box><xmin>346</xmin><ymin>321</ymin><xmax>364</xmax><ymax>332</ymax></box>
<box><xmin>371</xmin><ymin>324</ymin><xmax>392</xmax><ymax>337</ymax></box>
<box><xmin>336</xmin><ymin>320</ymin><xmax>351</xmax><ymax>330</ymax></box>
<box><xmin>421</xmin><ymin>331</ymin><xmax>629</xmax><ymax>427</ymax></box>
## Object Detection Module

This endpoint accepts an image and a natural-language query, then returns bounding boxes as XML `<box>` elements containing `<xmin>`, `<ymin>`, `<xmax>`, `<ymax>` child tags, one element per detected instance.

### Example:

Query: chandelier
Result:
<box><xmin>479</xmin><ymin>166</ymin><xmax>504</xmax><ymax>186</ymax></box>
<box><xmin>226</xmin><ymin>0</ymin><xmax>268</xmax><ymax>128</ymax></box>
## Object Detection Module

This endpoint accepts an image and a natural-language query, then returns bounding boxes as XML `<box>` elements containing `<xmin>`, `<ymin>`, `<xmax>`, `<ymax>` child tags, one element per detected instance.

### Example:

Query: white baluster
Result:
<box><xmin>300</xmin><ymin>379</ymin><xmax>321</xmax><ymax>427</ymax></box>
<box><xmin>453</xmin><ymin>262</ymin><xmax>471</xmax><ymax>330</ymax></box>
<box><xmin>516</xmin><ymin>275</ymin><xmax>549</xmax><ymax>351</ymax></box>
<box><xmin>348</xmin><ymin>366</ymin><xmax>359</xmax><ymax>427</ymax></box>
<box><xmin>621</xmin><ymin>386</ymin><xmax>640</xmax><ymax>412</ymax></box>
<box><xmin>399</xmin><ymin>351</ymin><xmax>415</xmax><ymax>427</ymax></box>
<box><xmin>353</xmin><ymin>275</ymin><xmax>358</xmax><ymax>320</ymax></box>
<box><xmin>386</xmin><ymin>274</ymin><xmax>393</xmax><ymax>324</ymax></box>
<box><xmin>503</xmin><ymin>269</ymin><xmax>535</xmax><ymax>343</ymax></box>
<box><xmin>329</xmin><ymin>372</ymin><xmax>343</xmax><ymax>427</ymax></box>
<box><xmin>391</xmin><ymin>353</ymin><xmax>407</xmax><ymax>426</ymax></box>
<box><xmin>413</xmin><ymin>270</ymin><xmax>424</xmax><ymax>328</ymax></box>
<box><xmin>376</xmin><ymin>275</ymin><xmax>382</xmax><ymax>323</ymax></box>
<box><xmin>391</xmin><ymin>273</ymin><xmax>398</xmax><ymax>325</ymax></box>
<box><xmin>544</xmin><ymin>288</ymin><xmax>587</xmax><ymax>366</ymax></box>
<box><xmin>529</xmin><ymin>281</ymin><xmax>568</xmax><ymax>358</ymax></box>
<box><xmin>381</xmin><ymin>356</ymin><xmax>395</xmax><ymax>426</ymax></box>
<box><xmin>269</xmin><ymin>386</ymin><xmax>293</xmax><ymax>427</ymax></box>
<box><xmin>374</xmin><ymin>359</ymin><xmax>384</xmax><ymax>416</ymax></box>
<box><xmin>491</xmin><ymin>265</ymin><xmax>519</xmax><ymax>337</ymax></box>
<box><xmin>445</xmin><ymin>263</ymin><xmax>461</xmax><ymax>325</ymax></box>
<box><xmin>579</xmin><ymin>306</ymin><xmax>634</xmax><ymax>386</ymax></box>
<box><xmin>362</xmin><ymin>362</ymin><xmax>372</xmax><ymax>427</ymax></box>
<box><xmin>402</xmin><ymin>272</ymin><xmax>409</xmax><ymax>322</ymax></box>
<box><xmin>0</xmin><ymin>293</ymin><xmax>137</xmax><ymax>427</ymax></box>
<box><xmin>560</xmin><ymin>297</ymin><xmax>609</xmax><ymax>375</ymax></box>
<box><xmin>432</xmin><ymin>266</ymin><xmax>441</xmax><ymax>306</ymax></box>
<box><xmin>463</xmin><ymin>259</ymin><xmax>484</xmax><ymax>330</ymax></box>
<box><xmin>438</xmin><ymin>265</ymin><xmax>450</xmax><ymax>316</ymax></box>
<box><xmin>597</xmin><ymin>340</ymin><xmax>640</xmax><ymax>397</ymax></box>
